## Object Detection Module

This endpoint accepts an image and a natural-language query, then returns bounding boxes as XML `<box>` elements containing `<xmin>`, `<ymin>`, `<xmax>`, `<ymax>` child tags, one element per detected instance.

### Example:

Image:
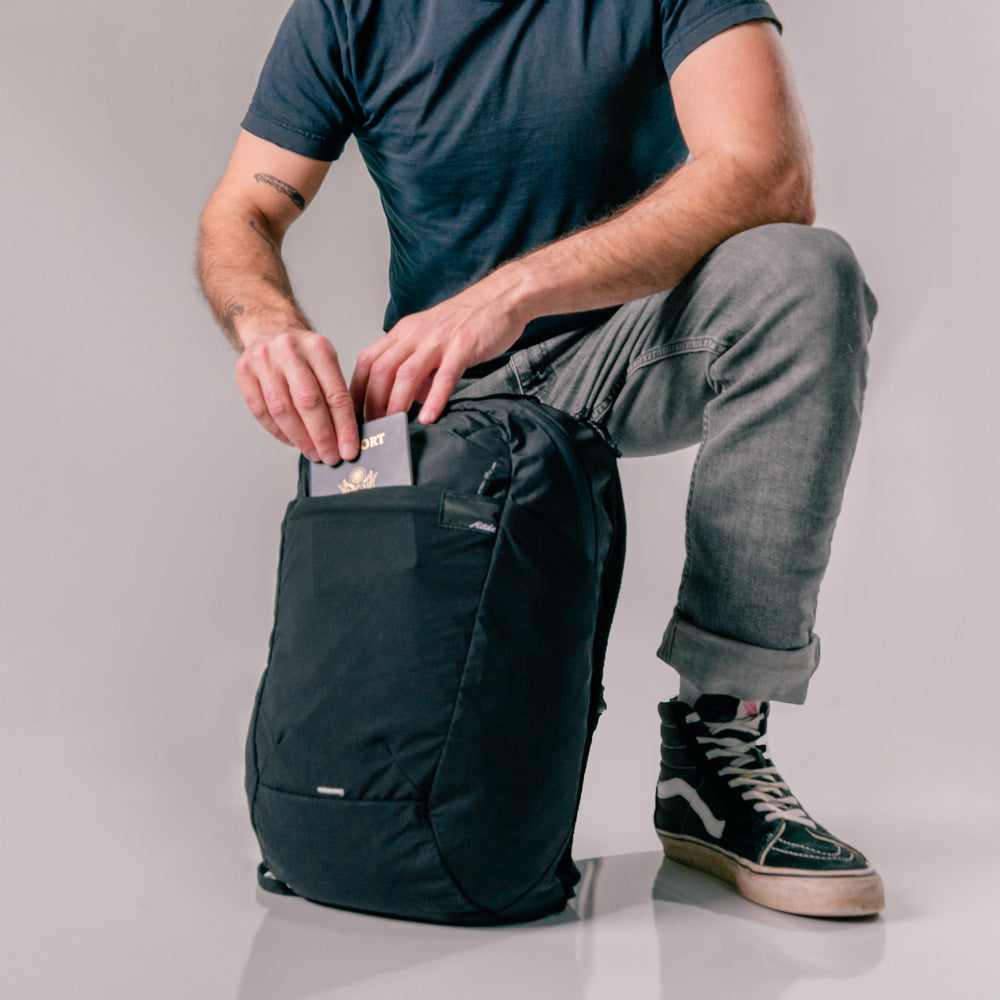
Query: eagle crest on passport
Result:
<box><xmin>338</xmin><ymin>467</ymin><xmax>379</xmax><ymax>493</ymax></box>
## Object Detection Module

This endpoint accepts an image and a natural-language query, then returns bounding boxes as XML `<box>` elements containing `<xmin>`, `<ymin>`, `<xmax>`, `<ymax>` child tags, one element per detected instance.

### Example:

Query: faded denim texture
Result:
<box><xmin>455</xmin><ymin>224</ymin><xmax>878</xmax><ymax>703</ymax></box>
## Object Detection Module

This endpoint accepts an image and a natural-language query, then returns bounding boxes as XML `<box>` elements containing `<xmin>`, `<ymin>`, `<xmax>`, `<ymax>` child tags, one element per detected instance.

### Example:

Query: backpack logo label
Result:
<box><xmin>317</xmin><ymin>786</ymin><xmax>346</xmax><ymax>797</ymax></box>
<box><xmin>439</xmin><ymin>492</ymin><xmax>501</xmax><ymax>533</ymax></box>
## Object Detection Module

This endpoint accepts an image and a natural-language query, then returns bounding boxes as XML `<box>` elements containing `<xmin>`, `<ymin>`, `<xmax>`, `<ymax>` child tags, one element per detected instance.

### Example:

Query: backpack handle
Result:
<box><xmin>256</xmin><ymin>862</ymin><xmax>298</xmax><ymax>896</ymax></box>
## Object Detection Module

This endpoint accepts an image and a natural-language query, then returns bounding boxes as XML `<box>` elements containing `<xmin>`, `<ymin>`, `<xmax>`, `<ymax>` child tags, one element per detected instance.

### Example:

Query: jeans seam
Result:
<box><xmin>592</xmin><ymin>338</ymin><xmax>726</xmax><ymax>424</ymax></box>
<box><xmin>519</xmin><ymin>344</ymin><xmax>552</xmax><ymax>393</ymax></box>
<box><xmin>507</xmin><ymin>357</ymin><xmax>525</xmax><ymax>395</ymax></box>
<box><xmin>629</xmin><ymin>338</ymin><xmax>725</xmax><ymax>369</ymax></box>
<box><xmin>591</xmin><ymin>374</ymin><xmax>626</xmax><ymax>423</ymax></box>
<box><xmin>676</xmin><ymin>402</ymin><xmax>713</xmax><ymax>606</ymax></box>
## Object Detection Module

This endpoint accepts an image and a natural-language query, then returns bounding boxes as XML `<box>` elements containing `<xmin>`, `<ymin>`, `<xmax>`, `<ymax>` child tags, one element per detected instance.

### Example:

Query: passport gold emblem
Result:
<box><xmin>338</xmin><ymin>467</ymin><xmax>379</xmax><ymax>493</ymax></box>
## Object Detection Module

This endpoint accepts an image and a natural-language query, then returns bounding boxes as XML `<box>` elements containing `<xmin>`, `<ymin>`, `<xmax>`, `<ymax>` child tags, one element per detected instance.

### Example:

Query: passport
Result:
<box><xmin>308</xmin><ymin>411</ymin><xmax>413</xmax><ymax>496</ymax></box>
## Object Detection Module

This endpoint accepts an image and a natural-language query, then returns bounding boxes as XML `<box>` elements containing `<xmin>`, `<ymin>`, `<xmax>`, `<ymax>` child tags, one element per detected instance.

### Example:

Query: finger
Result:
<box><xmin>385</xmin><ymin>346</ymin><xmax>442</xmax><ymax>418</ymax></box>
<box><xmin>235</xmin><ymin>366</ymin><xmax>294</xmax><ymax>446</ymax></box>
<box><xmin>283</xmin><ymin>358</ymin><xmax>344</xmax><ymax>464</ymax></box>
<box><xmin>361</xmin><ymin>340</ymin><xmax>414</xmax><ymax>422</ymax></box>
<box><xmin>349</xmin><ymin>335</ymin><xmax>394</xmax><ymax>422</ymax></box>
<box><xmin>255</xmin><ymin>365</ymin><xmax>321</xmax><ymax>461</ymax></box>
<box><xmin>307</xmin><ymin>343</ymin><xmax>360</xmax><ymax>462</ymax></box>
<box><xmin>417</xmin><ymin>357</ymin><xmax>466</xmax><ymax>424</ymax></box>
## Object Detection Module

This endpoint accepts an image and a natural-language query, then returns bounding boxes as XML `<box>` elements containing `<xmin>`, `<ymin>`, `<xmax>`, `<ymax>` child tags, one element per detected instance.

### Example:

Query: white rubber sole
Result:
<box><xmin>657</xmin><ymin>831</ymin><xmax>885</xmax><ymax>918</ymax></box>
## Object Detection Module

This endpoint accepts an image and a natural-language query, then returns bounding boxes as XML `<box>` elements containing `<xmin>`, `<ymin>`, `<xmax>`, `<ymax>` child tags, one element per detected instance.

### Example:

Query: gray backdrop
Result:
<box><xmin>3</xmin><ymin>2</ymin><xmax>997</xmax><ymax>996</ymax></box>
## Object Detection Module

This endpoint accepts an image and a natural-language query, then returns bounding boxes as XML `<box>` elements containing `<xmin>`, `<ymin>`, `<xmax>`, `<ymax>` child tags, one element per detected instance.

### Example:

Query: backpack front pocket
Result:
<box><xmin>253</xmin><ymin>487</ymin><xmax>500</xmax><ymax>804</ymax></box>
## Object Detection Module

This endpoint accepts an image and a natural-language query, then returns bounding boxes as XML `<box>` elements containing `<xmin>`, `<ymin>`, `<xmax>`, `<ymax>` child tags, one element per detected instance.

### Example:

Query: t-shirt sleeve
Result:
<box><xmin>241</xmin><ymin>0</ymin><xmax>360</xmax><ymax>161</ymax></box>
<box><xmin>660</xmin><ymin>0</ymin><xmax>782</xmax><ymax>77</ymax></box>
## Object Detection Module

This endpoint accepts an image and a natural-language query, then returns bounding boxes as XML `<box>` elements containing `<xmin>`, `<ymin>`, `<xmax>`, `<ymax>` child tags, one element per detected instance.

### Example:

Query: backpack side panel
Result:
<box><xmin>429</xmin><ymin>495</ymin><xmax>600</xmax><ymax>915</ymax></box>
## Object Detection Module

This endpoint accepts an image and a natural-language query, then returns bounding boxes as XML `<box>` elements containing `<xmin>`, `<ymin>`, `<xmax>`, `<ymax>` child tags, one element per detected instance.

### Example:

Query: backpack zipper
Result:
<box><xmin>510</xmin><ymin>400</ymin><xmax>599</xmax><ymax>564</ymax></box>
<box><xmin>452</xmin><ymin>396</ymin><xmax>603</xmax><ymax>563</ymax></box>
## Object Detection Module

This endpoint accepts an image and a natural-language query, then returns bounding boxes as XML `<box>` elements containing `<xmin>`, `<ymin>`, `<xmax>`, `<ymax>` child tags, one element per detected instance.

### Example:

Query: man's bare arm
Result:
<box><xmin>352</xmin><ymin>21</ymin><xmax>814</xmax><ymax>424</ymax></box>
<box><xmin>198</xmin><ymin>131</ymin><xmax>360</xmax><ymax>463</ymax></box>
<box><xmin>500</xmin><ymin>20</ymin><xmax>814</xmax><ymax>315</ymax></box>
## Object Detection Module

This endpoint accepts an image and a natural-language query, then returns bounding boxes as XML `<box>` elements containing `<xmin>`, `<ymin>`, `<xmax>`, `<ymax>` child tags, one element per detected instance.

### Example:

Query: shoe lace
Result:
<box><xmin>691</xmin><ymin>712</ymin><xmax>816</xmax><ymax>828</ymax></box>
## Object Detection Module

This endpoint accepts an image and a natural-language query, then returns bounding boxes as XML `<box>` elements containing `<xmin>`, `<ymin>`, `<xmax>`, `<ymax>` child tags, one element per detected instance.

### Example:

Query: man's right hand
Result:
<box><xmin>198</xmin><ymin>132</ymin><xmax>360</xmax><ymax>463</ymax></box>
<box><xmin>235</xmin><ymin>327</ymin><xmax>360</xmax><ymax>464</ymax></box>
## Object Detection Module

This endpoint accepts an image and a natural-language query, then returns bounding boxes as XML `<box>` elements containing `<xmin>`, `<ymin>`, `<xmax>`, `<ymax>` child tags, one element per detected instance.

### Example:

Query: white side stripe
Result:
<box><xmin>657</xmin><ymin>778</ymin><xmax>726</xmax><ymax>839</ymax></box>
<box><xmin>316</xmin><ymin>787</ymin><xmax>345</xmax><ymax>797</ymax></box>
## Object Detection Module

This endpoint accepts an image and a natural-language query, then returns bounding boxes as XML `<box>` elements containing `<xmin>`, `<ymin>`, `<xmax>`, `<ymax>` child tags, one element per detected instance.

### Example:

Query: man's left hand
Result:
<box><xmin>350</xmin><ymin>274</ymin><xmax>529</xmax><ymax>424</ymax></box>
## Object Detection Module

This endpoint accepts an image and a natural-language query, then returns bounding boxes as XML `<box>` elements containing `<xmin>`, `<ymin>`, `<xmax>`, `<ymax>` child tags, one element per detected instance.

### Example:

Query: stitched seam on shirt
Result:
<box><xmin>664</xmin><ymin>3</ymin><xmax>779</xmax><ymax>74</ymax></box>
<box><xmin>245</xmin><ymin>107</ymin><xmax>335</xmax><ymax>145</ymax></box>
<box><xmin>667</xmin><ymin>3</ymin><xmax>776</xmax><ymax>55</ymax></box>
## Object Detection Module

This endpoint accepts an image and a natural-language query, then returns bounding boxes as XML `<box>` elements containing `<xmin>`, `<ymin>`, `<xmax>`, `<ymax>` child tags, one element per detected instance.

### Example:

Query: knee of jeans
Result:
<box><xmin>751</xmin><ymin>225</ymin><xmax>875</xmax><ymax>323</ymax></box>
<box><xmin>707</xmin><ymin>225</ymin><xmax>874</xmax><ymax>396</ymax></box>
<box><xmin>733</xmin><ymin>225</ymin><xmax>875</xmax><ymax>352</ymax></box>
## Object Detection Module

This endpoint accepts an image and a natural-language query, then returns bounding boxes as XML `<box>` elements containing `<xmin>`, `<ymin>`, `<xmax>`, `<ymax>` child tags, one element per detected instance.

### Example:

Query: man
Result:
<box><xmin>198</xmin><ymin>0</ymin><xmax>883</xmax><ymax>917</ymax></box>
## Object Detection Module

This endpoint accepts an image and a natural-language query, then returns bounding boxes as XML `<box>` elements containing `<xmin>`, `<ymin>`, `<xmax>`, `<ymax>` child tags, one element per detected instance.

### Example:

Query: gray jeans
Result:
<box><xmin>454</xmin><ymin>223</ymin><xmax>878</xmax><ymax>704</ymax></box>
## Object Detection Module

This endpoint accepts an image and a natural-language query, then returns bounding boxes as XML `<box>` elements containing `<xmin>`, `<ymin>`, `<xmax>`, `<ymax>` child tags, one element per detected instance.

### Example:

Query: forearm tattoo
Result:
<box><xmin>223</xmin><ymin>299</ymin><xmax>245</xmax><ymax>346</ymax></box>
<box><xmin>253</xmin><ymin>173</ymin><xmax>306</xmax><ymax>211</ymax></box>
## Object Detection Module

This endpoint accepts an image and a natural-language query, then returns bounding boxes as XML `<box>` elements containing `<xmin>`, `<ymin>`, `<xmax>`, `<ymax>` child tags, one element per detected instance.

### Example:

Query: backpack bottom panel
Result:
<box><xmin>252</xmin><ymin>784</ymin><xmax>571</xmax><ymax>925</ymax></box>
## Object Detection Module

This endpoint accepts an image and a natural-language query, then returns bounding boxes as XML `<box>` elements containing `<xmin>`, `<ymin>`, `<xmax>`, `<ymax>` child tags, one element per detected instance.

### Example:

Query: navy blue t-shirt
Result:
<box><xmin>243</xmin><ymin>0</ymin><xmax>779</xmax><ymax>349</ymax></box>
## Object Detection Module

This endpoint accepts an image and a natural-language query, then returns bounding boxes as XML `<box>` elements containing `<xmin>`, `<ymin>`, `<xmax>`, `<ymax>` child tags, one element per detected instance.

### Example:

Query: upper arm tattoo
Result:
<box><xmin>254</xmin><ymin>173</ymin><xmax>306</xmax><ymax>211</ymax></box>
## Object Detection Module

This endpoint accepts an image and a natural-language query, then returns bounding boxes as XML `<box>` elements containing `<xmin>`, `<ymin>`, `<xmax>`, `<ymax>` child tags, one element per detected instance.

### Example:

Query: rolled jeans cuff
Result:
<box><xmin>657</xmin><ymin>615</ymin><xmax>820</xmax><ymax>705</ymax></box>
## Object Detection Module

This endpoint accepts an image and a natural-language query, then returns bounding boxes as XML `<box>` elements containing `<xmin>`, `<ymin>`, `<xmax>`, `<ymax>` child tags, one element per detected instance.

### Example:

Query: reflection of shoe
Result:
<box><xmin>654</xmin><ymin>697</ymin><xmax>884</xmax><ymax>918</ymax></box>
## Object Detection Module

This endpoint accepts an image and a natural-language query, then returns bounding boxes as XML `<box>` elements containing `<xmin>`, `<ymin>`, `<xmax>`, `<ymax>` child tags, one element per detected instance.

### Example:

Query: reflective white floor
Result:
<box><xmin>7</xmin><ymin>845</ymin><xmax>993</xmax><ymax>1000</ymax></box>
<box><xmin>234</xmin><ymin>853</ymin><xmax>893</xmax><ymax>1000</ymax></box>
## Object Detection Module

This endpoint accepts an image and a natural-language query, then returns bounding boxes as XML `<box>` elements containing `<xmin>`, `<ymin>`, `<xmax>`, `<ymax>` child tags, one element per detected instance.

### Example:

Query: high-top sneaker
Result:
<box><xmin>654</xmin><ymin>696</ymin><xmax>884</xmax><ymax>917</ymax></box>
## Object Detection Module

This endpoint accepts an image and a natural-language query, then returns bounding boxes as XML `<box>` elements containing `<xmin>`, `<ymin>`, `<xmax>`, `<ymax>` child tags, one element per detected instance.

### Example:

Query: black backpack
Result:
<box><xmin>244</xmin><ymin>395</ymin><xmax>626</xmax><ymax>925</ymax></box>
